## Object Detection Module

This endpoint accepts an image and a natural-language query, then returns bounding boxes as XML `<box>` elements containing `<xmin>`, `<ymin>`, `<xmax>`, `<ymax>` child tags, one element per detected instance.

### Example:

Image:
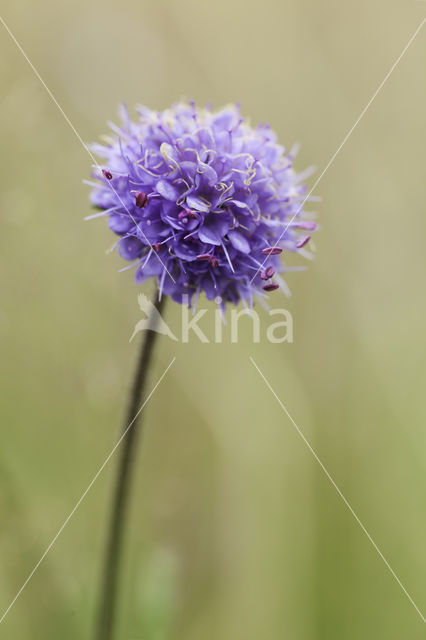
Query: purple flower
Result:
<box><xmin>87</xmin><ymin>102</ymin><xmax>317</xmax><ymax>306</ymax></box>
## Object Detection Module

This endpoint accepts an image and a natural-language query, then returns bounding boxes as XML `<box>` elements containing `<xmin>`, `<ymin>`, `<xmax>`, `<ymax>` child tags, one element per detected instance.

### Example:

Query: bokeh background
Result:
<box><xmin>1</xmin><ymin>1</ymin><xmax>425</xmax><ymax>638</ymax></box>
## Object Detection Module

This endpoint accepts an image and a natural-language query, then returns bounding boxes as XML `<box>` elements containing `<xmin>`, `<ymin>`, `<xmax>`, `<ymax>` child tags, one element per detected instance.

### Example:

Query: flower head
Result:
<box><xmin>87</xmin><ymin>102</ymin><xmax>317</xmax><ymax>307</ymax></box>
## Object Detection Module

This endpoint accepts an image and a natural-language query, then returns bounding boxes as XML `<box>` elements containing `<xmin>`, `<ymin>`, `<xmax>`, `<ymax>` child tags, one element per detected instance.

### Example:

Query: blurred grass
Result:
<box><xmin>1</xmin><ymin>0</ymin><xmax>426</xmax><ymax>638</ymax></box>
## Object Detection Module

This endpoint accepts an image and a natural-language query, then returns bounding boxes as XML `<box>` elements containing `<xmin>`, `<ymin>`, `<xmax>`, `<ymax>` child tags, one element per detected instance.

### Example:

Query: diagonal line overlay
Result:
<box><xmin>0</xmin><ymin>357</ymin><xmax>176</xmax><ymax>625</ymax></box>
<box><xmin>251</xmin><ymin>16</ymin><xmax>426</xmax><ymax>283</ymax></box>
<box><xmin>0</xmin><ymin>15</ymin><xmax>175</xmax><ymax>283</ymax></box>
<box><xmin>249</xmin><ymin>356</ymin><xmax>426</xmax><ymax>624</ymax></box>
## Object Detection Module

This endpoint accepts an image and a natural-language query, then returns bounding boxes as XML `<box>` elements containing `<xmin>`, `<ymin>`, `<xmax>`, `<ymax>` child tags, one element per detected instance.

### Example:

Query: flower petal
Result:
<box><xmin>118</xmin><ymin>236</ymin><xmax>144</xmax><ymax>260</ymax></box>
<box><xmin>186</xmin><ymin>195</ymin><xmax>210</xmax><ymax>212</ymax></box>
<box><xmin>156</xmin><ymin>179</ymin><xmax>180</xmax><ymax>201</ymax></box>
<box><xmin>198</xmin><ymin>214</ymin><xmax>229</xmax><ymax>246</ymax></box>
<box><xmin>227</xmin><ymin>230</ymin><xmax>251</xmax><ymax>254</ymax></box>
<box><xmin>108</xmin><ymin>212</ymin><xmax>133</xmax><ymax>234</ymax></box>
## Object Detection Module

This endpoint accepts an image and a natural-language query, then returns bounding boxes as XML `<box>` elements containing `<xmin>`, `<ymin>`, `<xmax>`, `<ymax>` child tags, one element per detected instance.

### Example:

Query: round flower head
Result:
<box><xmin>87</xmin><ymin>102</ymin><xmax>317</xmax><ymax>307</ymax></box>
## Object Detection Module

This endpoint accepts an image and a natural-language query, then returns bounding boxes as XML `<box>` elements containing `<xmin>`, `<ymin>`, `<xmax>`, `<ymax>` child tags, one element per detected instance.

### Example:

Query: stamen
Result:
<box><xmin>260</xmin><ymin>266</ymin><xmax>275</xmax><ymax>280</ymax></box>
<box><xmin>293</xmin><ymin>221</ymin><xmax>316</xmax><ymax>231</ymax></box>
<box><xmin>196</xmin><ymin>253</ymin><xmax>219</xmax><ymax>268</ymax></box>
<box><xmin>261</xmin><ymin>246</ymin><xmax>282</xmax><ymax>256</ymax></box>
<box><xmin>134</xmin><ymin>192</ymin><xmax>149</xmax><ymax>208</ymax></box>
<box><xmin>296</xmin><ymin>235</ymin><xmax>311</xmax><ymax>248</ymax></box>
<box><xmin>102</xmin><ymin>169</ymin><xmax>113</xmax><ymax>180</ymax></box>
<box><xmin>178</xmin><ymin>209</ymin><xmax>198</xmax><ymax>224</ymax></box>
<box><xmin>263</xmin><ymin>282</ymin><xmax>279</xmax><ymax>291</ymax></box>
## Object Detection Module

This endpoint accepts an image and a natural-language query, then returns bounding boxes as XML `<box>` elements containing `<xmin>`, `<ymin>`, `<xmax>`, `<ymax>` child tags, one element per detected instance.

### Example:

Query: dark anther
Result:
<box><xmin>135</xmin><ymin>192</ymin><xmax>149</xmax><ymax>208</ymax></box>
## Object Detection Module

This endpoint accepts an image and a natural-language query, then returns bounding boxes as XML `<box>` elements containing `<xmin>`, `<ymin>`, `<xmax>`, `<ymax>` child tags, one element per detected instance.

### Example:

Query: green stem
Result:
<box><xmin>96</xmin><ymin>287</ymin><xmax>166</xmax><ymax>640</ymax></box>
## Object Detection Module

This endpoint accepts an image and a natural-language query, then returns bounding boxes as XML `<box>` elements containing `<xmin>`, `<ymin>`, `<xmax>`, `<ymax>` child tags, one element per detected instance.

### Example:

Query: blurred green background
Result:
<box><xmin>1</xmin><ymin>1</ymin><xmax>425</xmax><ymax>638</ymax></box>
